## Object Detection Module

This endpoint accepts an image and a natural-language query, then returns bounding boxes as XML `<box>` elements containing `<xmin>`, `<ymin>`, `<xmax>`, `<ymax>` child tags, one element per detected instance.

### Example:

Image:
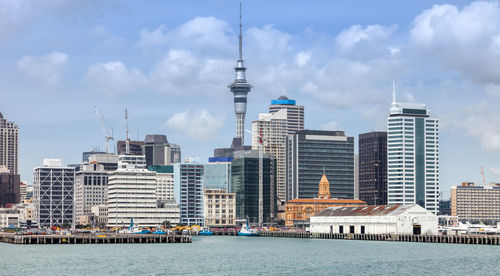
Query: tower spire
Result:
<box><xmin>239</xmin><ymin>2</ymin><xmax>243</xmax><ymax>61</ymax></box>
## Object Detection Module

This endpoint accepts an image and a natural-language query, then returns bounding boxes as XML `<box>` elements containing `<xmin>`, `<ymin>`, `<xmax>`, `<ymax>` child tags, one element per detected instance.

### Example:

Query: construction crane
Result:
<box><xmin>94</xmin><ymin>105</ymin><xmax>114</xmax><ymax>153</ymax></box>
<box><xmin>480</xmin><ymin>166</ymin><xmax>486</xmax><ymax>186</ymax></box>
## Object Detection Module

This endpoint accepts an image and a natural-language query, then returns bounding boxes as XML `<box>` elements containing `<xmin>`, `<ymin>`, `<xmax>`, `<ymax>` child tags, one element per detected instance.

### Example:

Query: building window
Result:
<box><xmin>349</xmin><ymin>226</ymin><xmax>355</xmax><ymax>234</ymax></box>
<box><xmin>339</xmin><ymin>225</ymin><xmax>344</xmax><ymax>234</ymax></box>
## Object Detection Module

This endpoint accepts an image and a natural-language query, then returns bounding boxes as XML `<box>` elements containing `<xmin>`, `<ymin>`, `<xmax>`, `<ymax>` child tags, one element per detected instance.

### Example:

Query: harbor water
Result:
<box><xmin>0</xmin><ymin>236</ymin><xmax>498</xmax><ymax>275</ymax></box>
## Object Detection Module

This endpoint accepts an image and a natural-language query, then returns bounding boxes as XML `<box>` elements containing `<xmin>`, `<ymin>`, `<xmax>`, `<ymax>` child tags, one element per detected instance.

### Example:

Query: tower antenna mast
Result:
<box><xmin>125</xmin><ymin>109</ymin><xmax>130</xmax><ymax>154</ymax></box>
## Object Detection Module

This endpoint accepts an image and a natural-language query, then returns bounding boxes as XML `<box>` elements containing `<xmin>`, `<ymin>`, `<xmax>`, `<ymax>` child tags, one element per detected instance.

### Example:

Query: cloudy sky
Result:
<box><xmin>2</xmin><ymin>0</ymin><xmax>500</xmax><ymax>198</ymax></box>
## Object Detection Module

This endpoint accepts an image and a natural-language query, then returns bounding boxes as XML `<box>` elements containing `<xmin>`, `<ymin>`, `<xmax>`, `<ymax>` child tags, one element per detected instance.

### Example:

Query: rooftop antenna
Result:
<box><xmin>392</xmin><ymin>80</ymin><xmax>397</xmax><ymax>105</ymax></box>
<box><xmin>125</xmin><ymin>109</ymin><xmax>130</xmax><ymax>154</ymax></box>
<box><xmin>239</xmin><ymin>2</ymin><xmax>243</xmax><ymax>61</ymax></box>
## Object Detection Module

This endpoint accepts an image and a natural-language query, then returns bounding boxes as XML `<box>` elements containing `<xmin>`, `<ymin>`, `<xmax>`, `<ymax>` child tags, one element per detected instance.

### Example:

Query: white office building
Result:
<box><xmin>107</xmin><ymin>155</ymin><xmax>175</xmax><ymax>228</ymax></box>
<box><xmin>252</xmin><ymin>109</ymin><xmax>287</xmax><ymax>204</ymax></box>
<box><xmin>387</xmin><ymin>89</ymin><xmax>439</xmax><ymax>214</ymax></box>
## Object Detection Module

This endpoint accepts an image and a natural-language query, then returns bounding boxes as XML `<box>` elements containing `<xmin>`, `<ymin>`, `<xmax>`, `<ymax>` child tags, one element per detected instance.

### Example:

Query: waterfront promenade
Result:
<box><xmin>0</xmin><ymin>232</ymin><xmax>192</xmax><ymax>244</ymax></box>
<box><xmin>260</xmin><ymin>231</ymin><xmax>500</xmax><ymax>245</ymax></box>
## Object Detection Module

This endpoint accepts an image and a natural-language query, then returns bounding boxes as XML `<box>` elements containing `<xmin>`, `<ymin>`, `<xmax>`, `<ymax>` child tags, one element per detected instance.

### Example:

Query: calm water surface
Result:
<box><xmin>0</xmin><ymin>236</ymin><xmax>498</xmax><ymax>275</ymax></box>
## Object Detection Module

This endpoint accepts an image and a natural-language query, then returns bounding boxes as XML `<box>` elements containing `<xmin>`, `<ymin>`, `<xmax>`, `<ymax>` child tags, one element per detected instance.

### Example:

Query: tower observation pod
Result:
<box><xmin>229</xmin><ymin>3</ymin><xmax>252</xmax><ymax>143</ymax></box>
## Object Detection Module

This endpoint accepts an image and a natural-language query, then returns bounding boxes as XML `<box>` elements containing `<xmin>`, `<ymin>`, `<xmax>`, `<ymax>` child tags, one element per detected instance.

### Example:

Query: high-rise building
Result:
<box><xmin>229</xmin><ymin>7</ymin><xmax>252</xmax><ymax>143</ymax></box>
<box><xmin>169</xmin><ymin>144</ymin><xmax>182</xmax><ymax>164</ymax></box>
<box><xmin>74</xmin><ymin>162</ymin><xmax>109</xmax><ymax>224</ymax></box>
<box><xmin>33</xmin><ymin>159</ymin><xmax>75</xmax><ymax>227</ymax></box>
<box><xmin>117</xmin><ymin>140</ymin><xmax>144</xmax><ymax>155</ymax></box>
<box><xmin>0</xmin><ymin>166</ymin><xmax>20</xmax><ymax>207</ymax></box>
<box><xmin>0</xmin><ymin>113</ymin><xmax>19</xmax><ymax>175</ymax></box>
<box><xmin>286</xmin><ymin>130</ymin><xmax>355</xmax><ymax>201</ymax></box>
<box><xmin>148</xmin><ymin>165</ymin><xmax>175</xmax><ymax>202</ymax></box>
<box><xmin>269</xmin><ymin>96</ymin><xmax>304</xmax><ymax>135</ymax></box>
<box><xmin>252</xmin><ymin>109</ymin><xmax>287</xmax><ymax>204</ymax></box>
<box><xmin>143</xmin><ymin>134</ymin><xmax>171</xmax><ymax>167</ymax></box>
<box><xmin>387</xmin><ymin>90</ymin><xmax>439</xmax><ymax>213</ymax></box>
<box><xmin>359</xmin><ymin>131</ymin><xmax>388</xmax><ymax>205</ymax></box>
<box><xmin>107</xmin><ymin>155</ymin><xmax>177</xmax><ymax>227</ymax></box>
<box><xmin>231</xmin><ymin>150</ymin><xmax>276</xmax><ymax>223</ymax></box>
<box><xmin>174</xmin><ymin>163</ymin><xmax>205</xmax><ymax>225</ymax></box>
<box><xmin>451</xmin><ymin>182</ymin><xmax>500</xmax><ymax>222</ymax></box>
<box><xmin>204</xmin><ymin>162</ymin><xmax>232</xmax><ymax>191</ymax></box>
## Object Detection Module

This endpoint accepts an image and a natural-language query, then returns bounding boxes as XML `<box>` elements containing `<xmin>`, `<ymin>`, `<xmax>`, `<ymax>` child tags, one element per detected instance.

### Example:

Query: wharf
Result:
<box><xmin>0</xmin><ymin>233</ymin><xmax>192</xmax><ymax>245</ymax></box>
<box><xmin>259</xmin><ymin>231</ymin><xmax>500</xmax><ymax>245</ymax></box>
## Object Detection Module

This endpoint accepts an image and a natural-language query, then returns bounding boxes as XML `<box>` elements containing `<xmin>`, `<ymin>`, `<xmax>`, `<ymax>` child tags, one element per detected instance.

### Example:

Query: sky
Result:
<box><xmin>2</xmin><ymin>0</ymin><xmax>500</xmax><ymax>198</ymax></box>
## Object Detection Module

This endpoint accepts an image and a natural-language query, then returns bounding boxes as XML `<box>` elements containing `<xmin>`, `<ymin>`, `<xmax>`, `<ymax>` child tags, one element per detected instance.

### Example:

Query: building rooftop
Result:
<box><xmin>287</xmin><ymin>198</ymin><xmax>366</xmax><ymax>205</ymax></box>
<box><xmin>315</xmin><ymin>205</ymin><xmax>414</xmax><ymax>217</ymax></box>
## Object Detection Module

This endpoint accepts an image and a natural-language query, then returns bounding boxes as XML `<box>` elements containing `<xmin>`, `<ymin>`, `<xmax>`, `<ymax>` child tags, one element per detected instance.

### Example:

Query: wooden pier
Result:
<box><xmin>0</xmin><ymin>233</ymin><xmax>192</xmax><ymax>245</ymax></box>
<box><xmin>259</xmin><ymin>231</ymin><xmax>500</xmax><ymax>245</ymax></box>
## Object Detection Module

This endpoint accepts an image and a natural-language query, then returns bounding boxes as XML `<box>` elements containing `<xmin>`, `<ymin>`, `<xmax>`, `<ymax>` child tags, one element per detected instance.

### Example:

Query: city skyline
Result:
<box><xmin>2</xmin><ymin>0</ymin><xmax>500</xmax><ymax>197</ymax></box>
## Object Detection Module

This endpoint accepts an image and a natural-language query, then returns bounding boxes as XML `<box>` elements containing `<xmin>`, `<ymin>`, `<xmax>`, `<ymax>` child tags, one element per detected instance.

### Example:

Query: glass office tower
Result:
<box><xmin>387</xmin><ymin>97</ymin><xmax>439</xmax><ymax>214</ymax></box>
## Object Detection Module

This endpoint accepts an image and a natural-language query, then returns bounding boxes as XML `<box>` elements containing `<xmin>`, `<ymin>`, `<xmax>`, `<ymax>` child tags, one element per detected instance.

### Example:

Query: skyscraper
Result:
<box><xmin>359</xmin><ymin>131</ymin><xmax>388</xmax><ymax>205</ymax></box>
<box><xmin>252</xmin><ymin>109</ymin><xmax>287</xmax><ymax>204</ymax></box>
<box><xmin>231</xmin><ymin>150</ymin><xmax>276</xmax><ymax>223</ymax></box>
<box><xmin>143</xmin><ymin>134</ymin><xmax>170</xmax><ymax>166</ymax></box>
<box><xmin>0</xmin><ymin>166</ymin><xmax>20</xmax><ymax>207</ymax></box>
<box><xmin>173</xmin><ymin>163</ymin><xmax>205</xmax><ymax>225</ymax></box>
<box><xmin>286</xmin><ymin>130</ymin><xmax>355</xmax><ymax>201</ymax></box>
<box><xmin>269</xmin><ymin>96</ymin><xmax>305</xmax><ymax>135</ymax></box>
<box><xmin>33</xmin><ymin>159</ymin><xmax>75</xmax><ymax>227</ymax></box>
<box><xmin>387</xmin><ymin>87</ymin><xmax>439</xmax><ymax>214</ymax></box>
<box><xmin>229</xmin><ymin>5</ymin><xmax>252</xmax><ymax>143</ymax></box>
<box><xmin>0</xmin><ymin>113</ymin><xmax>19</xmax><ymax>175</ymax></box>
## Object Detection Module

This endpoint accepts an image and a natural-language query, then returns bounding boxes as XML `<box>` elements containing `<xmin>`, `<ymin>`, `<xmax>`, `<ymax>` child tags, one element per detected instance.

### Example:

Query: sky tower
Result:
<box><xmin>229</xmin><ymin>3</ymin><xmax>252</xmax><ymax>143</ymax></box>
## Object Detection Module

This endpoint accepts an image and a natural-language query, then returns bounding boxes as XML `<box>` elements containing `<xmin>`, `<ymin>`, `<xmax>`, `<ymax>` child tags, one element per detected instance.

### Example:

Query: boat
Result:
<box><xmin>123</xmin><ymin>218</ymin><xmax>152</xmax><ymax>234</ymax></box>
<box><xmin>238</xmin><ymin>217</ymin><xmax>259</xmax><ymax>237</ymax></box>
<box><xmin>153</xmin><ymin>229</ymin><xmax>166</xmax><ymax>234</ymax></box>
<box><xmin>199</xmin><ymin>227</ymin><xmax>214</xmax><ymax>236</ymax></box>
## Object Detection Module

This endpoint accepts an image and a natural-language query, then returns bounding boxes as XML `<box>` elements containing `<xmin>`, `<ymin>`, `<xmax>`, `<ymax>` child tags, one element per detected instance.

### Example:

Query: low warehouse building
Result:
<box><xmin>310</xmin><ymin>204</ymin><xmax>438</xmax><ymax>235</ymax></box>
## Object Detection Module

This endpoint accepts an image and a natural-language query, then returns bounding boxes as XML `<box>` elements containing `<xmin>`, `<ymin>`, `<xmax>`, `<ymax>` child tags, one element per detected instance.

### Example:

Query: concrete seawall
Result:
<box><xmin>0</xmin><ymin>233</ymin><xmax>192</xmax><ymax>245</ymax></box>
<box><xmin>260</xmin><ymin>231</ymin><xmax>500</xmax><ymax>245</ymax></box>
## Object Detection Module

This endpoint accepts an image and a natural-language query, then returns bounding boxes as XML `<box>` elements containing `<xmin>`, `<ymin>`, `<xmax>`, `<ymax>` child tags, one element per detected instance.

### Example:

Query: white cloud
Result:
<box><xmin>410</xmin><ymin>1</ymin><xmax>500</xmax><ymax>85</ymax></box>
<box><xmin>137</xmin><ymin>25</ymin><xmax>168</xmax><ymax>48</ymax></box>
<box><xmin>165</xmin><ymin>110</ymin><xmax>223</xmax><ymax>141</ymax></box>
<box><xmin>85</xmin><ymin>61</ymin><xmax>147</xmax><ymax>96</ymax></box>
<box><xmin>489</xmin><ymin>167</ymin><xmax>500</xmax><ymax>177</ymax></box>
<box><xmin>320</xmin><ymin>121</ymin><xmax>340</xmax><ymax>131</ymax></box>
<box><xmin>17</xmin><ymin>51</ymin><xmax>68</xmax><ymax>86</ymax></box>
<box><xmin>336</xmin><ymin>24</ymin><xmax>397</xmax><ymax>50</ymax></box>
<box><xmin>295</xmin><ymin>51</ymin><xmax>311</xmax><ymax>67</ymax></box>
<box><xmin>461</xmin><ymin>103</ymin><xmax>500</xmax><ymax>151</ymax></box>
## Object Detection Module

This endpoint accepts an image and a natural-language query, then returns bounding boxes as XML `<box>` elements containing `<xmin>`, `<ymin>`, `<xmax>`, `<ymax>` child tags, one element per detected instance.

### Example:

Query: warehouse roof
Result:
<box><xmin>315</xmin><ymin>205</ymin><xmax>415</xmax><ymax>217</ymax></box>
<box><xmin>287</xmin><ymin>198</ymin><xmax>366</xmax><ymax>205</ymax></box>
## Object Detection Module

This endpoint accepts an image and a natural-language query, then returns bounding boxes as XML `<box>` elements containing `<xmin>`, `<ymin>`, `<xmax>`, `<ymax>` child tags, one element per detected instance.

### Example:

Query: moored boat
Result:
<box><xmin>199</xmin><ymin>227</ymin><xmax>214</xmax><ymax>236</ymax></box>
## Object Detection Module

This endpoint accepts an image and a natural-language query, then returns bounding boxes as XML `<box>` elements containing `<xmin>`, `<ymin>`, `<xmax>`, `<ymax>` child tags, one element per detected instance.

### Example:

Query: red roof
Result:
<box><xmin>315</xmin><ymin>205</ymin><xmax>415</xmax><ymax>217</ymax></box>
<box><xmin>287</xmin><ymin>198</ymin><xmax>366</xmax><ymax>205</ymax></box>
